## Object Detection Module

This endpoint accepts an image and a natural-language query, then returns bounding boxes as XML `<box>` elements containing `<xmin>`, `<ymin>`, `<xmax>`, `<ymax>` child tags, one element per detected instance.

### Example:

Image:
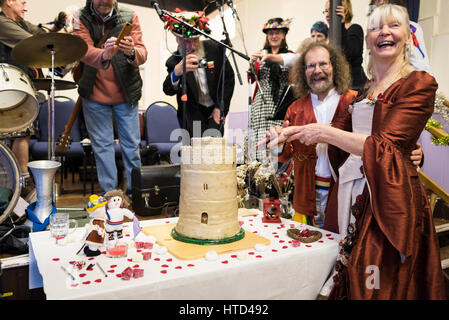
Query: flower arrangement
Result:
<box><xmin>163</xmin><ymin>8</ymin><xmax>211</xmax><ymax>38</ymax></box>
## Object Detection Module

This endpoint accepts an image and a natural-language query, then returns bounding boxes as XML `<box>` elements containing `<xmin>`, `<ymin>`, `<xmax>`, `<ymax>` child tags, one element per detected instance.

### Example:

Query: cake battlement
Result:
<box><xmin>181</xmin><ymin>137</ymin><xmax>236</xmax><ymax>166</ymax></box>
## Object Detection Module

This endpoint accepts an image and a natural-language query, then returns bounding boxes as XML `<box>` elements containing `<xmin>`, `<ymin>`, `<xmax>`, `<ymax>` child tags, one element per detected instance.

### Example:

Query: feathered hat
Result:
<box><xmin>262</xmin><ymin>17</ymin><xmax>292</xmax><ymax>34</ymax></box>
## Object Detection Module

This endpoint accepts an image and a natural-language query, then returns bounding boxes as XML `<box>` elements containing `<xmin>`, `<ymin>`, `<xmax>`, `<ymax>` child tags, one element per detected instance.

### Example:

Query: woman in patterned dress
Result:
<box><xmin>248</xmin><ymin>17</ymin><xmax>293</xmax><ymax>161</ymax></box>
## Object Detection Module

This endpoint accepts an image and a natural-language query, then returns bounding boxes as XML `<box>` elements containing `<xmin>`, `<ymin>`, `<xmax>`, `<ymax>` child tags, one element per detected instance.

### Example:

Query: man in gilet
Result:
<box><xmin>73</xmin><ymin>0</ymin><xmax>147</xmax><ymax>193</ymax></box>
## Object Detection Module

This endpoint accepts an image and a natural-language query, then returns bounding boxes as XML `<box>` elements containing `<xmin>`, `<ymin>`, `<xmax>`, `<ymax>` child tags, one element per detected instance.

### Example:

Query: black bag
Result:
<box><xmin>140</xmin><ymin>145</ymin><xmax>161</xmax><ymax>166</ymax></box>
<box><xmin>131</xmin><ymin>164</ymin><xmax>180</xmax><ymax>216</ymax></box>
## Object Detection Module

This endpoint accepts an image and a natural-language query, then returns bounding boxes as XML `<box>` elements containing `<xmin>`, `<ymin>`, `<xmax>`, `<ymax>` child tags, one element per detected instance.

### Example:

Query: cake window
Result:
<box><xmin>201</xmin><ymin>212</ymin><xmax>208</xmax><ymax>224</ymax></box>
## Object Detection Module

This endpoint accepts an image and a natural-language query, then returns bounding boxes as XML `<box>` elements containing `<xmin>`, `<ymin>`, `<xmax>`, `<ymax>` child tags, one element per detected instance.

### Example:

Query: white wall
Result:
<box><xmin>420</xmin><ymin>0</ymin><xmax>449</xmax><ymax>97</ymax></box>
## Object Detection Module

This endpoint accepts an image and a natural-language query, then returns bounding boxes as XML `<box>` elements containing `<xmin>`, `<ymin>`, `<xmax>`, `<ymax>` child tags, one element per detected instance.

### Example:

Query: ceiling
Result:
<box><xmin>119</xmin><ymin>0</ymin><xmax>219</xmax><ymax>15</ymax></box>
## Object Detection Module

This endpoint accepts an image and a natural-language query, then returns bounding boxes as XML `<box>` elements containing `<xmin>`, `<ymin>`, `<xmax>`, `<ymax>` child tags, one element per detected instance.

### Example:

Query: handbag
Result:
<box><xmin>131</xmin><ymin>164</ymin><xmax>180</xmax><ymax>217</ymax></box>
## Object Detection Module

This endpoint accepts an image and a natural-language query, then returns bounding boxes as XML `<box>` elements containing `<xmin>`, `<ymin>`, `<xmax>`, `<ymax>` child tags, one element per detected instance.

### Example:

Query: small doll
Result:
<box><xmin>84</xmin><ymin>194</ymin><xmax>107</xmax><ymax>257</ymax></box>
<box><xmin>104</xmin><ymin>189</ymin><xmax>135</xmax><ymax>245</ymax></box>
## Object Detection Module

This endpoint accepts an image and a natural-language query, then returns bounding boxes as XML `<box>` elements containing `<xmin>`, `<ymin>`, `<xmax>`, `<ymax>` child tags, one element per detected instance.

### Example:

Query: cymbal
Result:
<box><xmin>12</xmin><ymin>33</ymin><xmax>87</xmax><ymax>68</ymax></box>
<box><xmin>33</xmin><ymin>79</ymin><xmax>77</xmax><ymax>92</ymax></box>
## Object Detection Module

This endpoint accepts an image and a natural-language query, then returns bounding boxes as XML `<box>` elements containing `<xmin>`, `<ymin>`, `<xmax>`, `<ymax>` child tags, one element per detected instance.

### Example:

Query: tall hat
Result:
<box><xmin>262</xmin><ymin>17</ymin><xmax>292</xmax><ymax>34</ymax></box>
<box><xmin>164</xmin><ymin>8</ymin><xmax>211</xmax><ymax>38</ymax></box>
<box><xmin>86</xmin><ymin>194</ymin><xmax>107</xmax><ymax>212</ymax></box>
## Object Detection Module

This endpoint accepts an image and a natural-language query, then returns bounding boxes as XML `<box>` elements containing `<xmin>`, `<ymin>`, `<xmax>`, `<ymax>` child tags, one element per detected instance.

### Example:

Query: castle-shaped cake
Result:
<box><xmin>172</xmin><ymin>137</ymin><xmax>244</xmax><ymax>244</ymax></box>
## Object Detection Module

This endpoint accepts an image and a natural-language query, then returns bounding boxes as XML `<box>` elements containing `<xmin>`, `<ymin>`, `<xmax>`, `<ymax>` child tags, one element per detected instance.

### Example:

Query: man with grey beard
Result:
<box><xmin>163</xmin><ymin>11</ymin><xmax>235</xmax><ymax>139</ymax></box>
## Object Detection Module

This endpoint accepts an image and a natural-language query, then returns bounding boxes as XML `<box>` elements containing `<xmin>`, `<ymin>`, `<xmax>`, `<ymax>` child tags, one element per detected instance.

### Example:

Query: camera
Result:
<box><xmin>198</xmin><ymin>58</ymin><xmax>208</xmax><ymax>68</ymax></box>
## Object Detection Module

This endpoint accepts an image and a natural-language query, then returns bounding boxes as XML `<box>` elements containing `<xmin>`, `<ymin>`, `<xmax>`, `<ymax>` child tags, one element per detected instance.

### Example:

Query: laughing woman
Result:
<box><xmin>267</xmin><ymin>4</ymin><xmax>445</xmax><ymax>299</ymax></box>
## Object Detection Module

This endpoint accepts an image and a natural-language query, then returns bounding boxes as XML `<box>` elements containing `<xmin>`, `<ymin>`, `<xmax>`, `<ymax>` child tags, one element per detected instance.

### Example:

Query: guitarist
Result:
<box><xmin>0</xmin><ymin>0</ymin><xmax>67</xmax><ymax>196</ymax></box>
<box><xmin>73</xmin><ymin>0</ymin><xmax>147</xmax><ymax>194</ymax></box>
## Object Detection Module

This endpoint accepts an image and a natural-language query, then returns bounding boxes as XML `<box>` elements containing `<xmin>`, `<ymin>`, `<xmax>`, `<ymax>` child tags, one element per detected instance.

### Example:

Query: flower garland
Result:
<box><xmin>425</xmin><ymin>117</ymin><xmax>449</xmax><ymax>146</ymax></box>
<box><xmin>163</xmin><ymin>8</ymin><xmax>211</xmax><ymax>38</ymax></box>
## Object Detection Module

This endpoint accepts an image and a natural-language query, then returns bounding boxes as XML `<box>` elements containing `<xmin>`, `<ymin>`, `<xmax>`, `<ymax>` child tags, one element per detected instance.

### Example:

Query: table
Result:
<box><xmin>29</xmin><ymin>212</ymin><xmax>340</xmax><ymax>300</ymax></box>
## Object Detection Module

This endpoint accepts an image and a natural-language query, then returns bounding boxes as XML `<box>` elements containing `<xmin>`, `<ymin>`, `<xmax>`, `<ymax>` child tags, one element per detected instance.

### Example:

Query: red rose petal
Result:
<box><xmin>166</xmin><ymin>258</ymin><xmax>173</xmax><ymax>262</ymax></box>
<box><xmin>94</xmin><ymin>279</ymin><xmax>102</xmax><ymax>283</ymax></box>
<box><xmin>221</xmin><ymin>260</ymin><xmax>229</xmax><ymax>264</ymax></box>
<box><xmin>69</xmin><ymin>261</ymin><xmax>75</xmax><ymax>264</ymax></box>
<box><xmin>187</xmin><ymin>264</ymin><xmax>195</xmax><ymax>267</ymax></box>
<box><xmin>127</xmin><ymin>258</ymin><xmax>132</xmax><ymax>262</ymax></box>
<box><xmin>110</xmin><ymin>265</ymin><xmax>117</xmax><ymax>268</ymax></box>
<box><xmin>108</xmin><ymin>270</ymin><xmax>115</xmax><ymax>273</ymax></box>
<box><xmin>253</xmin><ymin>231</ymin><xmax>258</xmax><ymax>234</ymax></box>
<box><xmin>328</xmin><ymin>237</ymin><xmax>335</xmax><ymax>240</ymax></box>
<box><xmin>161</xmin><ymin>264</ymin><xmax>169</xmax><ymax>268</ymax></box>
<box><xmin>160</xmin><ymin>270</ymin><xmax>167</xmax><ymax>274</ymax></box>
<box><xmin>79</xmin><ymin>273</ymin><xmax>87</xmax><ymax>278</ymax></box>
<box><xmin>248</xmin><ymin>252</ymin><xmax>255</xmax><ymax>255</ymax></box>
<box><xmin>274</xmin><ymin>235</ymin><xmax>279</xmax><ymax>238</ymax></box>
<box><xmin>306</xmin><ymin>245</ymin><xmax>312</xmax><ymax>247</ymax></box>
<box><xmin>82</xmin><ymin>281</ymin><xmax>91</xmax><ymax>285</ymax></box>
<box><xmin>125</xmin><ymin>234</ymin><xmax>130</xmax><ymax>237</ymax></box>
<box><xmin>279</xmin><ymin>240</ymin><xmax>285</xmax><ymax>243</ymax></box>
<box><xmin>282</xmin><ymin>246</ymin><xmax>288</xmax><ymax>249</ymax></box>
<box><xmin>326</xmin><ymin>234</ymin><xmax>332</xmax><ymax>237</ymax></box>
<box><xmin>264</xmin><ymin>225</ymin><xmax>268</xmax><ymax>227</ymax></box>
<box><xmin>88</xmin><ymin>257</ymin><xmax>95</xmax><ymax>261</ymax></box>
<box><xmin>231</xmin><ymin>255</ymin><xmax>237</xmax><ymax>258</ymax></box>
<box><xmin>319</xmin><ymin>240</ymin><xmax>324</xmax><ymax>243</ymax></box>
<box><xmin>272</xmin><ymin>249</ymin><xmax>278</xmax><ymax>252</ymax></box>
<box><xmin>256</xmin><ymin>255</ymin><xmax>263</xmax><ymax>258</ymax></box>
<box><xmin>52</xmin><ymin>258</ymin><xmax>60</xmax><ymax>261</ymax></box>
<box><xmin>154</xmin><ymin>258</ymin><xmax>160</xmax><ymax>261</ymax></box>
<box><xmin>71</xmin><ymin>283</ymin><xmax>79</xmax><ymax>288</ymax></box>
<box><xmin>165</xmin><ymin>221</ymin><xmax>170</xmax><ymax>224</ymax></box>
<box><xmin>116</xmin><ymin>274</ymin><xmax>122</xmax><ymax>278</ymax></box>
<box><xmin>175</xmin><ymin>266</ymin><xmax>182</xmax><ymax>269</ymax></box>
<box><xmin>133</xmin><ymin>264</ymin><xmax>140</xmax><ymax>268</ymax></box>
<box><xmin>101</xmin><ymin>251</ymin><xmax>106</xmax><ymax>255</ymax></box>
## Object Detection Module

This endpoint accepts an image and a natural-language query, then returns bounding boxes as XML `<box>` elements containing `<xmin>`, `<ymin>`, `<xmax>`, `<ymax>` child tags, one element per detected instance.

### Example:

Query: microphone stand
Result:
<box><xmin>329</xmin><ymin>0</ymin><xmax>342</xmax><ymax>46</ymax></box>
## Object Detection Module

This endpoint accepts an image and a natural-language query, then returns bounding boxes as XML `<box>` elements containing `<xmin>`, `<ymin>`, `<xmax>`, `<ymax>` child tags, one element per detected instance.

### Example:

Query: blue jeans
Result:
<box><xmin>82</xmin><ymin>98</ymin><xmax>141</xmax><ymax>193</ymax></box>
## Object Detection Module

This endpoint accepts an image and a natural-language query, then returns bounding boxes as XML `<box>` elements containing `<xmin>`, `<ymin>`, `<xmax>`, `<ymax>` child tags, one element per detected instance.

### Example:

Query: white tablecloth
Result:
<box><xmin>29</xmin><ymin>211</ymin><xmax>340</xmax><ymax>300</ymax></box>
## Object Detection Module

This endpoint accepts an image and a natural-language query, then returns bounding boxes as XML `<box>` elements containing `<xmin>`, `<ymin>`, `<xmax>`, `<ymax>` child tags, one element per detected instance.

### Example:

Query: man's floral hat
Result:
<box><xmin>164</xmin><ymin>9</ymin><xmax>211</xmax><ymax>38</ymax></box>
<box><xmin>262</xmin><ymin>17</ymin><xmax>292</xmax><ymax>34</ymax></box>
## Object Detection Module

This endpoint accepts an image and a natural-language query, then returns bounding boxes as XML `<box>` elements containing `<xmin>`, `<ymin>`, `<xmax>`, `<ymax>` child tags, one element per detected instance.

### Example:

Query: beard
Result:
<box><xmin>307</xmin><ymin>74</ymin><xmax>333</xmax><ymax>96</ymax></box>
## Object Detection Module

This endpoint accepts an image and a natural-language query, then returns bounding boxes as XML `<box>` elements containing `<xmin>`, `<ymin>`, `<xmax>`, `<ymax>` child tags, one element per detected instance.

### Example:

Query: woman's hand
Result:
<box><xmin>250</xmin><ymin>50</ymin><xmax>263</xmax><ymax>65</ymax></box>
<box><xmin>410</xmin><ymin>142</ymin><xmax>423</xmax><ymax>169</ymax></box>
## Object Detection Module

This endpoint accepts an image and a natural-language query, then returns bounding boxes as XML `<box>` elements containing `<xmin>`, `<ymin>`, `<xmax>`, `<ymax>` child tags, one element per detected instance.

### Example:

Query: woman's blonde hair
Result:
<box><xmin>366</xmin><ymin>4</ymin><xmax>411</xmax><ymax>79</ymax></box>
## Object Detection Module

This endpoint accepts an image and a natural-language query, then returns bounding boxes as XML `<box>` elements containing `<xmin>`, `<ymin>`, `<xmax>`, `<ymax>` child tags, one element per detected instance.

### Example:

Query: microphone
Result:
<box><xmin>151</xmin><ymin>1</ymin><xmax>164</xmax><ymax>21</ymax></box>
<box><xmin>225</xmin><ymin>0</ymin><xmax>238</xmax><ymax>19</ymax></box>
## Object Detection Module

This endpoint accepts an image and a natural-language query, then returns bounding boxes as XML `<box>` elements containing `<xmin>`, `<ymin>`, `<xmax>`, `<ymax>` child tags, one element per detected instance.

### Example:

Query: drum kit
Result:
<box><xmin>0</xmin><ymin>32</ymin><xmax>87</xmax><ymax>225</ymax></box>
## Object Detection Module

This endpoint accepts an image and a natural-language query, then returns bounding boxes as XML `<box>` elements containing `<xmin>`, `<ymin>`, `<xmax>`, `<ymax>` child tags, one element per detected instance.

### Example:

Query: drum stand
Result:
<box><xmin>47</xmin><ymin>46</ymin><xmax>57</xmax><ymax>161</ymax></box>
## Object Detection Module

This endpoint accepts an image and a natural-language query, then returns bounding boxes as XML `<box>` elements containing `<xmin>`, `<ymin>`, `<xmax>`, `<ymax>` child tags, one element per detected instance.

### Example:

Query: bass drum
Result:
<box><xmin>0</xmin><ymin>142</ymin><xmax>21</xmax><ymax>225</ymax></box>
<box><xmin>0</xmin><ymin>63</ymin><xmax>39</xmax><ymax>133</ymax></box>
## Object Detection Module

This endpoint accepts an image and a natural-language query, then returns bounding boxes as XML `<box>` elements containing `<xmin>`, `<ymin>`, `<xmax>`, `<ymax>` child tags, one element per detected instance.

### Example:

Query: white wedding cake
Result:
<box><xmin>172</xmin><ymin>137</ymin><xmax>244</xmax><ymax>244</ymax></box>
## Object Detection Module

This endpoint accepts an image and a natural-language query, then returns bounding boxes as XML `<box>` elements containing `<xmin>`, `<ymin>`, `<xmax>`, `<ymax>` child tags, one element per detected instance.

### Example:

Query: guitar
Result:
<box><xmin>56</xmin><ymin>96</ymin><xmax>82</xmax><ymax>152</ymax></box>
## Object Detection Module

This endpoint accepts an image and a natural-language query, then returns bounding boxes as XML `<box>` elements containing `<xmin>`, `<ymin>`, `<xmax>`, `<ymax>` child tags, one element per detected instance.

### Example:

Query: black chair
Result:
<box><xmin>143</xmin><ymin>101</ymin><xmax>182</xmax><ymax>164</ymax></box>
<box><xmin>30</xmin><ymin>96</ymin><xmax>84</xmax><ymax>190</ymax></box>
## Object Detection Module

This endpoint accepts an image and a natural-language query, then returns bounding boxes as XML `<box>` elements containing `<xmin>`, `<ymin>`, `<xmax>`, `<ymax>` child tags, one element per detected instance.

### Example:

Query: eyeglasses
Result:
<box><xmin>322</xmin><ymin>9</ymin><xmax>329</xmax><ymax>14</ymax></box>
<box><xmin>305</xmin><ymin>61</ymin><xmax>331</xmax><ymax>71</ymax></box>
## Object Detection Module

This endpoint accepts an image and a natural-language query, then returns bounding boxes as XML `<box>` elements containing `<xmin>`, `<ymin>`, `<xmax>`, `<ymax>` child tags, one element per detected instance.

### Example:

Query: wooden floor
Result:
<box><xmin>53</xmin><ymin>168</ymin><xmax>167</xmax><ymax>221</ymax></box>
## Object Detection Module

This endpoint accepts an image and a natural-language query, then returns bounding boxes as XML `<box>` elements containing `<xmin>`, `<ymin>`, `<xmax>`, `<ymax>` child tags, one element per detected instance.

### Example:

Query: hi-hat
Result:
<box><xmin>12</xmin><ymin>33</ymin><xmax>87</xmax><ymax>68</ymax></box>
<box><xmin>33</xmin><ymin>79</ymin><xmax>77</xmax><ymax>92</ymax></box>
